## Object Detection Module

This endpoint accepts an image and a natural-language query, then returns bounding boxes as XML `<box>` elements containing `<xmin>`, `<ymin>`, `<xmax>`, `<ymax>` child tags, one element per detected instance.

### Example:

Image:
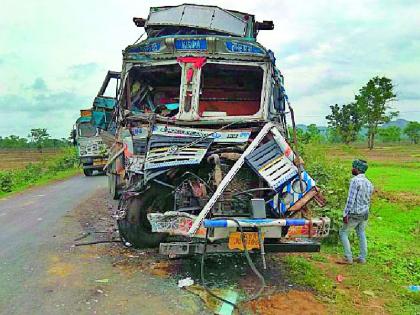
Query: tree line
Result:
<box><xmin>0</xmin><ymin>128</ymin><xmax>71</xmax><ymax>150</ymax></box>
<box><xmin>324</xmin><ymin>76</ymin><xmax>419</xmax><ymax>149</ymax></box>
<box><xmin>293</xmin><ymin>122</ymin><xmax>418</xmax><ymax>146</ymax></box>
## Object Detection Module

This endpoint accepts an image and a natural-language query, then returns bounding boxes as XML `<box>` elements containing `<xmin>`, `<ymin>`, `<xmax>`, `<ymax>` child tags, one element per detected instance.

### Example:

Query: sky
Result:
<box><xmin>0</xmin><ymin>0</ymin><xmax>419</xmax><ymax>138</ymax></box>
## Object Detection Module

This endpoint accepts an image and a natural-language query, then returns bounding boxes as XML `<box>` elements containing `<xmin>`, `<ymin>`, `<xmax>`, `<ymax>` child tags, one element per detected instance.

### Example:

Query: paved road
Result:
<box><xmin>0</xmin><ymin>174</ymin><xmax>316</xmax><ymax>315</ymax></box>
<box><xmin>0</xmin><ymin>175</ymin><xmax>204</xmax><ymax>315</ymax></box>
<box><xmin>0</xmin><ymin>175</ymin><xmax>106</xmax><ymax>257</ymax></box>
<box><xmin>0</xmin><ymin>175</ymin><xmax>107</xmax><ymax>314</ymax></box>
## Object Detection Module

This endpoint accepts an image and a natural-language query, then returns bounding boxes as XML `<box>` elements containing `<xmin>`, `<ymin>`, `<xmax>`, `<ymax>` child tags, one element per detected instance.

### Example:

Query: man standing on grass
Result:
<box><xmin>339</xmin><ymin>159</ymin><xmax>374</xmax><ymax>264</ymax></box>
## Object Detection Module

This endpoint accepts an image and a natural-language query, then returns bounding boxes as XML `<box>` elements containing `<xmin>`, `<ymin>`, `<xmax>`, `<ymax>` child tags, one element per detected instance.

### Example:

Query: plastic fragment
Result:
<box><xmin>362</xmin><ymin>290</ymin><xmax>375</xmax><ymax>297</ymax></box>
<box><xmin>336</xmin><ymin>274</ymin><xmax>344</xmax><ymax>283</ymax></box>
<box><xmin>178</xmin><ymin>277</ymin><xmax>194</xmax><ymax>288</ymax></box>
<box><xmin>95</xmin><ymin>278</ymin><xmax>110</xmax><ymax>283</ymax></box>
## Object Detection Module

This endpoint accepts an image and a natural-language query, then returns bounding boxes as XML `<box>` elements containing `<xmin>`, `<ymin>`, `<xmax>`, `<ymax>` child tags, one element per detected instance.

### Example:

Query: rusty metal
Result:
<box><xmin>287</xmin><ymin>187</ymin><xmax>319</xmax><ymax>212</ymax></box>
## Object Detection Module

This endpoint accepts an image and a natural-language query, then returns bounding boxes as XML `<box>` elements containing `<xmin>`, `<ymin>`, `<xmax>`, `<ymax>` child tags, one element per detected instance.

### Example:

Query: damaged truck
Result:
<box><xmin>74</xmin><ymin>71</ymin><xmax>121</xmax><ymax>177</ymax></box>
<box><xmin>102</xmin><ymin>4</ymin><xmax>331</xmax><ymax>258</ymax></box>
<box><xmin>73</xmin><ymin>109</ymin><xmax>108</xmax><ymax>176</ymax></box>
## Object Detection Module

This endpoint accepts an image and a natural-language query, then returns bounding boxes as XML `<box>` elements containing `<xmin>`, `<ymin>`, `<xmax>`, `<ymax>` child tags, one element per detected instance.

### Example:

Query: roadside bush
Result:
<box><xmin>48</xmin><ymin>148</ymin><xmax>79</xmax><ymax>173</ymax></box>
<box><xmin>299</xmin><ymin>143</ymin><xmax>351</xmax><ymax>242</ymax></box>
<box><xmin>0</xmin><ymin>148</ymin><xmax>79</xmax><ymax>194</ymax></box>
<box><xmin>0</xmin><ymin>171</ymin><xmax>13</xmax><ymax>192</ymax></box>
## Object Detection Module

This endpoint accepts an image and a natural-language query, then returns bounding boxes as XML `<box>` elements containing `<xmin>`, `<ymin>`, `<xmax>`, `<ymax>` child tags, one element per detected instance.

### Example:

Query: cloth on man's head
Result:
<box><xmin>352</xmin><ymin>159</ymin><xmax>368</xmax><ymax>173</ymax></box>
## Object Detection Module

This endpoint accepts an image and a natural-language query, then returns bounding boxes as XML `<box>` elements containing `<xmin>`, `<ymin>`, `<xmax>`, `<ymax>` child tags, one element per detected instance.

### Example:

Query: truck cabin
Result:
<box><xmin>123</xmin><ymin>61</ymin><xmax>265</xmax><ymax>120</ymax></box>
<box><xmin>77</xmin><ymin>121</ymin><xmax>97</xmax><ymax>138</ymax></box>
<box><xmin>76</xmin><ymin>110</ymin><xmax>97</xmax><ymax>138</ymax></box>
<box><xmin>121</xmin><ymin>4</ymin><xmax>275</xmax><ymax>123</ymax></box>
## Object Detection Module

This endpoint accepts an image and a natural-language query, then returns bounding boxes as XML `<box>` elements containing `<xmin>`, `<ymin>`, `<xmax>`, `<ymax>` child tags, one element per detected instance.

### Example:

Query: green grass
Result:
<box><xmin>0</xmin><ymin>168</ymin><xmax>81</xmax><ymax>199</ymax></box>
<box><xmin>283</xmin><ymin>255</ymin><xmax>335</xmax><ymax>299</ymax></box>
<box><xmin>283</xmin><ymin>144</ymin><xmax>420</xmax><ymax>314</ymax></box>
<box><xmin>368</xmin><ymin>164</ymin><xmax>420</xmax><ymax>194</ymax></box>
<box><xmin>0</xmin><ymin>148</ymin><xmax>80</xmax><ymax>198</ymax></box>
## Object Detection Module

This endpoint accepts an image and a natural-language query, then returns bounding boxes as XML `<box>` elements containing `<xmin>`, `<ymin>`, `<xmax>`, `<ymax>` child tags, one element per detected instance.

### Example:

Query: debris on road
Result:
<box><xmin>74</xmin><ymin>240</ymin><xmax>121</xmax><ymax>247</ymax></box>
<box><xmin>407</xmin><ymin>285</ymin><xmax>419</xmax><ymax>292</ymax></box>
<box><xmin>178</xmin><ymin>277</ymin><xmax>194</xmax><ymax>288</ymax></box>
<box><xmin>362</xmin><ymin>290</ymin><xmax>376</xmax><ymax>297</ymax></box>
<box><xmin>336</xmin><ymin>274</ymin><xmax>345</xmax><ymax>283</ymax></box>
<box><xmin>73</xmin><ymin>231</ymin><xmax>91</xmax><ymax>241</ymax></box>
<box><xmin>95</xmin><ymin>278</ymin><xmax>110</xmax><ymax>284</ymax></box>
<box><xmin>185</xmin><ymin>285</ymin><xmax>238</xmax><ymax>315</ymax></box>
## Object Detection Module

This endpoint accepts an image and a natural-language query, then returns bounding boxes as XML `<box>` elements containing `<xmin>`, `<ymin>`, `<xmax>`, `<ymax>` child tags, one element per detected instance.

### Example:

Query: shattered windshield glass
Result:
<box><xmin>128</xmin><ymin>64</ymin><xmax>181</xmax><ymax>117</ymax></box>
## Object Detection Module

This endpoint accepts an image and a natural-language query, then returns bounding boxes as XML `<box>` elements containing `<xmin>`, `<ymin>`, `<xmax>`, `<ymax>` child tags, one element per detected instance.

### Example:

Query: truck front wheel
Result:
<box><xmin>117</xmin><ymin>195</ymin><xmax>167</xmax><ymax>249</ymax></box>
<box><xmin>83</xmin><ymin>168</ymin><xmax>93</xmax><ymax>176</ymax></box>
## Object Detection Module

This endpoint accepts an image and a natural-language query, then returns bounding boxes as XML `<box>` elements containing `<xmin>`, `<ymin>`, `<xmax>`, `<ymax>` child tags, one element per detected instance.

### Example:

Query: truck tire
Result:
<box><xmin>108</xmin><ymin>173</ymin><xmax>120</xmax><ymax>200</ymax></box>
<box><xmin>117</xmin><ymin>195</ymin><xmax>167</xmax><ymax>249</ymax></box>
<box><xmin>83</xmin><ymin>168</ymin><xmax>93</xmax><ymax>176</ymax></box>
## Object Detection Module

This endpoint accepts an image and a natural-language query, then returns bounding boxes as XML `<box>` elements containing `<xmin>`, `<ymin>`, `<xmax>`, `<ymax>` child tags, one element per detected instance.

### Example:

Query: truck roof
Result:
<box><xmin>133</xmin><ymin>4</ymin><xmax>273</xmax><ymax>40</ymax></box>
<box><xmin>146</xmin><ymin>4</ymin><xmax>254</xmax><ymax>38</ymax></box>
<box><xmin>126</xmin><ymin>4</ymin><xmax>274</xmax><ymax>62</ymax></box>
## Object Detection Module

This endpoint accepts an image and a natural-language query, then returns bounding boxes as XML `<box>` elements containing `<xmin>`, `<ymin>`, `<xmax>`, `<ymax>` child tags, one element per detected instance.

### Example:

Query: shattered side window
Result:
<box><xmin>78</xmin><ymin>122</ymin><xmax>97</xmax><ymax>137</ymax></box>
<box><xmin>128</xmin><ymin>64</ymin><xmax>181</xmax><ymax>117</ymax></box>
<box><xmin>198</xmin><ymin>64</ymin><xmax>263</xmax><ymax>117</ymax></box>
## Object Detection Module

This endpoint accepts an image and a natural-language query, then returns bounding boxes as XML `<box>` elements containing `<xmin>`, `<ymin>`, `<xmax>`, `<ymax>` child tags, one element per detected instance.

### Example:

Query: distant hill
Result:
<box><xmin>381</xmin><ymin>119</ymin><xmax>409</xmax><ymax>129</ymax></box>
<box><xmin>296</xmin><ymin>124</ymin><xmax>308</xmax><ymax>132</ymax></box>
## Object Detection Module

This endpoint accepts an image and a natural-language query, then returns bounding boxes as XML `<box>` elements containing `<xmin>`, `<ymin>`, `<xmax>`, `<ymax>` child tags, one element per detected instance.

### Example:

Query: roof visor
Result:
<box><xmin>146</xmin><ymin>5</ymin><xmax>248</xmax><ymax>36</ymax></box>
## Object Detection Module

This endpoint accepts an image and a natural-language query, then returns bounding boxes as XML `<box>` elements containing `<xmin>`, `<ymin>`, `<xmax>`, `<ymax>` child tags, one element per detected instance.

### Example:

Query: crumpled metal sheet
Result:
<box><xmin>144</xmin><ymin>135</ymin><xmax>213</xmax><ymax>170</ymax></box>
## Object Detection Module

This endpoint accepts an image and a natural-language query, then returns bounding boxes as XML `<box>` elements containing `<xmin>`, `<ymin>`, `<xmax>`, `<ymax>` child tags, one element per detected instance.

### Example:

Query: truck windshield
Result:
<box><xmin>128</xmin><ymin>64</ymin><xmax>181</xmax><ymax>117</ymax></box>
<box><xmin>198</xmin><ymin>64</ymin><xmax>263</xmax><ymax>117</ymax></box>
<box><xmin>78</xmin><ymin>122</ymin><xmax>97</xmax><ymax>137</ymax></box>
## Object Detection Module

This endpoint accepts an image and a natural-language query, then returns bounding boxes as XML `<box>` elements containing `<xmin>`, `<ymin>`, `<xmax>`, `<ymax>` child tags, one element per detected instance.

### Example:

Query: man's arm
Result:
<box><xmin>343</xmin><ymin>178</ymin><xmax>358</xmax><ymax>217</ymax></box>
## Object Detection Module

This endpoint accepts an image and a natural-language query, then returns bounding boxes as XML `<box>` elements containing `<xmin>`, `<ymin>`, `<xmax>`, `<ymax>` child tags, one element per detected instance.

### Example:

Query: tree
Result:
<box><xmin>0</xmin><ymin>135</ymin><xmax>28</xmax><ymax>148</ymax></box>
<box><xmin>326</xmin><ymin>127</ymin><xmax>341</xmax><ymax>143</ymax></box>
<box><xmin>355</xmin><ymin>76</ymin><xmax>398</xmax><ymax>149</ymax></box>
<box><xmin>29</xmin><ymin>128</ymin><xmax>50</xmax><ymax>152</ymax></box>
<box><xmin>325</xmin><ymin>103</ymin><xmax>363</xmax><ymax>144</ymax></box>
<box><xmin>305</xmin><ymin>124</ymin><xmax>323</xmax><ymax>143</ymax></box>
<box><xmin>404</xmin><ymin>121</ymin><xmax>420</xmax><ymax>144</ymax></box>
<box><xmin>378</xmin><ymin>126</ymin><xmax>401</xmax><ymax>143</ymax></box>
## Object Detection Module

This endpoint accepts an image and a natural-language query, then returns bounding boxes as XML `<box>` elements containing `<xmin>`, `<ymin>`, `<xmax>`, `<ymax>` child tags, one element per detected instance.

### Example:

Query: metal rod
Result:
<box><xmin>287</xmin><ymin>103</ymin><xmax>304</xmax><ymax>193</ymax></box>
<box><xmin>258</xmin><ymin>229</ymin><xmax>267</xmax><ymax>269</ymax></box>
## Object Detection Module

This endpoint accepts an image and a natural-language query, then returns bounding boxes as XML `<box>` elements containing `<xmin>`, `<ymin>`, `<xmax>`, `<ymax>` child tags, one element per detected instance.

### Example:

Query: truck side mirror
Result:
<box><xmin>71</xmin><ymin>129</ymin><xmax>77</xmax><ymax>146</ymax></box>
<box><xmin>273</xmin><ymin>84</ymin><xmax>286</xmax><ymax>112</ymax></box>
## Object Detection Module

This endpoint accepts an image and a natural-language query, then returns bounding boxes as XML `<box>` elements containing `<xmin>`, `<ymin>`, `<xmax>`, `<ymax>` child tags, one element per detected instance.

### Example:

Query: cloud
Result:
<box><xmin>68</xmin><ymin>62</ymin><xmax>101</xmax><ymax>80</ymax></box>
<box><xmin>0</xmin><ymin>89</ymin><xmax>90</xmax><ymax>138</ymax></box>
<box><xmin>30</xmin><ymin>77</ymin><xmax>47</xmax><ymax>91</ymax></box>
<box><xmin>0</xmin><ymin>0</ymin><xmax>419</xmax><ymax>135</ymax></box>
<box><xmin>0</xmin><ymin>91</ymin><xmax>88</xmax><ymax>114</ymax></box>
<box><xmin>398</xmin><ymin>90</ymin><xmax>420</xmax><ymax>101</ymax></box>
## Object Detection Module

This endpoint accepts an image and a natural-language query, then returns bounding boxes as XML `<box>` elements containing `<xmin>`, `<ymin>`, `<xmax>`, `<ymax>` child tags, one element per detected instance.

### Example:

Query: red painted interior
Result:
<box><xmin>198</xmin><ymin>89</ymin><xmax>260</xmax><ymax>116</ymax></box>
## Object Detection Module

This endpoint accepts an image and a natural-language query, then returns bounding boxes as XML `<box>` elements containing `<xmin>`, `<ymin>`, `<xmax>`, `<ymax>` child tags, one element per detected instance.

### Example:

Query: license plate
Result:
<box><xmin>228</xmin><ymin>232</ymin><xmax>262</xmax><ymax>251</ymax></box>
<box><xmin>93</xmin><ymin>159</ymin><xmax>106</xmax><ymax>166</ymax></box>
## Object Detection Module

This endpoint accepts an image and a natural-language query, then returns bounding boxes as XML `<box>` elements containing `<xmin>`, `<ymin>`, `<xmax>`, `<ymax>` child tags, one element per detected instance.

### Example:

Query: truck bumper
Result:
<box><xmin>159</xmin><ymin>241</ymin><xmax>320</xmax><ymax>256</ymax></box>
<box><xmin>83</xmin><ymin>164</ymin><xmax>106</xmax><ymax>170</ymax></box>
<box><xmin>81</xmin><ymin>157</ymin><xmax>108</xmax><ymax>170</ymax></box>
<box><xmin>148</xmin><ymin>212</ymin><xmax>330</xmax><ymax>256</ymax></box>
<box><xmin>148</xmin><ymin>212</ymin><xmax>330</xmax><ymax>239</ymax></box>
